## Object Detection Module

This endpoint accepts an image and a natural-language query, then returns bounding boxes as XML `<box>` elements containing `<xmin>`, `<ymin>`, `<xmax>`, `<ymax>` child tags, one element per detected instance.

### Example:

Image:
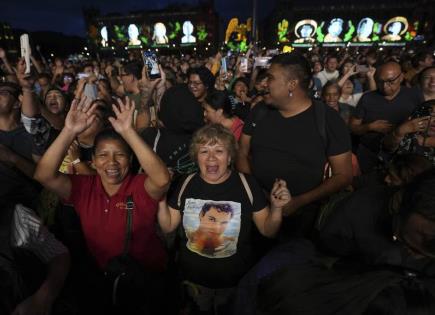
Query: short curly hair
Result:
<box><xmin>189</xmin><ymin>124</ymin><xmax>237</xmax><ymax>164</ymax></box>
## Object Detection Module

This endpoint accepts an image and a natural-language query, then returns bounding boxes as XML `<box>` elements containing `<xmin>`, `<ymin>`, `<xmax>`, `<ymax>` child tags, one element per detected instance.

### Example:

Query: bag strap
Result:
<box><xmin>177</xmin><ymin>173</ymin><xmax>196</xmax><ymax>208</ymax></box>
<box><xmin>122</xmin><ymin>196</ymin><xmax>134</xmax><ymax>256</ymax></box>
<box><xmin>153</xmin><ymin>129</ymin><xmax>161</xmax><ymax>152</ymax></box>
<box><xmin>238</xmin><ymin>173</ymin><xmax>253</xmax><ymax>206</ymax></box>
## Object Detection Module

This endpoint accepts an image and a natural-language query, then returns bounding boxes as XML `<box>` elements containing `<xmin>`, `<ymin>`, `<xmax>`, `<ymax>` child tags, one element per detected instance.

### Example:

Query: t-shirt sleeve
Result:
<box><xmin>133</xmin><ymin>174</ymin><xmax>159</xmax><ymax>205</ymax></box>
<box><xmin>63</xmin><ymin>175</ymin><xmax>88</xmax><ymax>209</ymax></box>
<box><xmin>244</xmin><ymin>174</ymin><xmax>268</xmax><ymax>212</ymax></box>
<box><xmin>325</xmin><ymin>107</ymin><xmax>352</xmax><ymax>157</ymax></box>
<box><xmin>352</xmin><ymin>94</ymin><xmax>367</xmax><ymax>119</ymax></box>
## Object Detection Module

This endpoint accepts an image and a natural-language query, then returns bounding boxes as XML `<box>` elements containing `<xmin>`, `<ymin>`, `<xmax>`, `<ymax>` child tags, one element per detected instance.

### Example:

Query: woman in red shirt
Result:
<box><xmin>34</xmin><ymin>96</ymin><xmax>170</xmax><ymax>313</ymax></box>
<box><xmin>203</xmin><ymin>90</ymin><xmax>244</xmax><ymax>141</ymax></box>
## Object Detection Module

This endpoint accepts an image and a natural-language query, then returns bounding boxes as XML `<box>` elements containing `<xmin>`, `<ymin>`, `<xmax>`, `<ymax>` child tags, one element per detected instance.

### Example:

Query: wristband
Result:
<box><xmin>71</xmin><ymin>158</ymin><xmax>81</xmax><ymax>165</ymax></box>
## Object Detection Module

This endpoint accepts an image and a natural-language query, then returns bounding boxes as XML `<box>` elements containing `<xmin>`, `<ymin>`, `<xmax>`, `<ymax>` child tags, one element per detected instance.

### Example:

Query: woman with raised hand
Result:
<box><xmin>158</xmin><ymin>124</ymin><xmax>290</xmax><ymax>315</ymax></box>
<box><xmin>34</xmin><ymin>96</ymin><xmax>170</xmax><ymax>314</ymax></box>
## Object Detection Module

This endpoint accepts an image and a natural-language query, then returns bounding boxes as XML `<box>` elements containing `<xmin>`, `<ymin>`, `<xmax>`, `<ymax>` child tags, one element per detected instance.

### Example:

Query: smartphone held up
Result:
<box><xmin>142</xmin><ymin>51</ymin><xmax>161</xmax><ymax>80</ymax></box>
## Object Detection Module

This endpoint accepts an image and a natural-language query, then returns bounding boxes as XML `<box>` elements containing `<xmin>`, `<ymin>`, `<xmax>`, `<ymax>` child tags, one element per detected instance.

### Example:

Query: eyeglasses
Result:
<box><xmin>188</xmin><ymin>81</ymin><xmax>203</xmax><ymax>87</ymax></box>
<box><xmin>377</xmin><ymin>73</ymin><xmax>402</xmax><ymax>86</ymax></box>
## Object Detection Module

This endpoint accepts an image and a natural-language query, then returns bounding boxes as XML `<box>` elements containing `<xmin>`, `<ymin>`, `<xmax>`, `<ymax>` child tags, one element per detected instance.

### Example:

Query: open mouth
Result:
<box><xmin>206</xmin><ymin>165</ymin><xmax>219</xmax><ymax>174</ymax></box>
<box><xmin>105</xmin><ymin>169</ymin><xmax>121</xmax><ymax>178</ymax></box>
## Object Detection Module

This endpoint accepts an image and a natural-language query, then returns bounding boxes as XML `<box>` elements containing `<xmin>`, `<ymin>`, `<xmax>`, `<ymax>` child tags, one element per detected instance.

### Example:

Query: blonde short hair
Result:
<box><xmin>189</xmin><ymin>124</ymin><xmax>238</xmax><ymax>163</ymax></box>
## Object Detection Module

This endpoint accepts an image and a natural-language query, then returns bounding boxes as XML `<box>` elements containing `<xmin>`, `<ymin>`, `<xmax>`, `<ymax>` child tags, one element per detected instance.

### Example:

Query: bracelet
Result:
<box><xmin>71</xmin><ymin>158</ymin><xmax>81</xmax><ymax>165</ymax></box>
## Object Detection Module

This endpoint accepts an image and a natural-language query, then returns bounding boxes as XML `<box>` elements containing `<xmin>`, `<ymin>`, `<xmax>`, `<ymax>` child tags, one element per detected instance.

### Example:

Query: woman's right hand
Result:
<box><xmin>64</xmin><ymin>97</ymin><xmax>97</xmax><ymax>135</ymax></box>
<box><xmin>396</xmin><ymin>116</ymin><xmax>430</xmax><ymax>137</ymax></box>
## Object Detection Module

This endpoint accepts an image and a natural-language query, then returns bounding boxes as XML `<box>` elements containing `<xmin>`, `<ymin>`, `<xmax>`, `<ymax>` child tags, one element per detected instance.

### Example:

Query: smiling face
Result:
<box><xmin>323</xmin><ymin>85</ymin><xmax>340</xmax><ymax>109</ymax></box>
<box><xmin>188</xmin><ymin>74</ymin><xmax>207</xmax><ymax>101</ymax></box>
<box><xmin>45</xmin><ymin>90</ymin><xmax>65</xmax><ymax>115</ymax></box>
<box><xmin>92</xmin><ymin>139</ymin><xmax>131</xmax><ymax>192</ymax></box>
<box><xmin>197</xmin><ymin>140</ymin><xmax>231</xmax><ymax>184</ymax></box>
<box><xmin>421</xmin><ymin>68</ymin><xmax>435</xmax><ymax>97</ymax></box>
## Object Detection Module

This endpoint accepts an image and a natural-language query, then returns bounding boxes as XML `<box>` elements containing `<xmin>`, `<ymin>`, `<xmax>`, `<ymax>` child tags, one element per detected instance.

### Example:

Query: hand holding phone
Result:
<box><xmin>142</xmin><ymin>51</ymin><xmax>161</xmax><ymax>80</ymax></box>
<box><xmin>20</xmin><ymin>34</ymin><xmax>31</xmax><ymax>75</ymax></box>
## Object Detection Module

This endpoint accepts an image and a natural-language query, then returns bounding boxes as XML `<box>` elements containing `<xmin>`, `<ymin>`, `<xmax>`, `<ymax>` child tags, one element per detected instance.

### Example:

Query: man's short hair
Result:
<box><xmin>200</xmin><ymin>203</ymin><xmax>234</xmax><ymax>218</ymax></box>
<box><xmin>0</xmin><ymin>82</ymin><xmax>21</xmax><ymax>99</ymax></box>
<box><xmin>122</xmin><ymin>62</ymin><xmax>142</xmax><ymax>80</ymax></box>
<box><xmin>270</xmin><ymin>53</ymin><xmax>312</xmax><ymax>91</ymax></box>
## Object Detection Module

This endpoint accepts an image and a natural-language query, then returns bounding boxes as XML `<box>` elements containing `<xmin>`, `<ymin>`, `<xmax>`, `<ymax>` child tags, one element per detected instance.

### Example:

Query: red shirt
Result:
<box><xmin>65</xmin><ymin>174</ymin><xmax>167</xmax><ymax>271</ymax></box>
<box><xmin>230</xmin><ymin>117</ymin><xmax>244</xmax><ymax>141</ymax></box>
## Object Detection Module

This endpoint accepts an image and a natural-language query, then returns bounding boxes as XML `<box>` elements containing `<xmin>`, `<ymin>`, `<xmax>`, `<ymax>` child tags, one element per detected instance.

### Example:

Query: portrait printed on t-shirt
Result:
<box><xmin>183</xmin><ymin>199</ymin><xmax>241</xmax><ymax>258</ymax></box>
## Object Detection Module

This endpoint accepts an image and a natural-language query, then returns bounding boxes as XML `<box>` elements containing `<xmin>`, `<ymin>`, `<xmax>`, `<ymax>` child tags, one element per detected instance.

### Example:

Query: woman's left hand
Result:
<box><xmin>270</xmin><ymin>179</ymin><xmax>291</xmax><ymax>210</ymax></box>
<box><xmin>109</xmin><ymin>97</ymin><xmax>135</xmax><ymax>134</ymax></box>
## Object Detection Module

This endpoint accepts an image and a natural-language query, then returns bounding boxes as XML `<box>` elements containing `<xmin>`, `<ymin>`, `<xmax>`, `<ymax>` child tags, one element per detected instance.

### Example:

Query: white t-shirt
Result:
<box><xmin>339</xmin><ymin>92</ymin><xmax>363</xmax><ymax>107</ymax></box>
<box><xmin>315</xmin><ymin>70</ymin><xmax>339</xmax><ymax>87</ymax></box>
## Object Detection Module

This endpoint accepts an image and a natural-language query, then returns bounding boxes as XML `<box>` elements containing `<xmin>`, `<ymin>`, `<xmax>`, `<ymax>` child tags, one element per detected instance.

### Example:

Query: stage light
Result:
<box><xmin>50</xmin><ymin>53</ymin><xmax>54</xmax><ymax>57</ymax></box>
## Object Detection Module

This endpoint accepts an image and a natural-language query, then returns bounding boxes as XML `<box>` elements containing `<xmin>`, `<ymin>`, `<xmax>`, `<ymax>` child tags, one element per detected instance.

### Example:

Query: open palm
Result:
<box><xmin>65</xmin><ymin>97</ymin><xmax>97</xmax><ymax>135</ymax></box>
<box><xmin>109</xmin><ymin>97</ymin><xmax>135</xmax><ymax>134</ymax></box>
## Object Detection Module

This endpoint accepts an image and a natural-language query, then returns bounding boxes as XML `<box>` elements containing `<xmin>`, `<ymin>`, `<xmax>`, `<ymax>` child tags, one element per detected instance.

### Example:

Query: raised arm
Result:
<box><xmin>338</xmin><ymin>65</ymin><xmax>358</xmax><ymax>88</ymax></box>
<box><xmin>0</xmin><ymin>47</ymin><xmax>15</xmax><ymax>75</ymax></box>
<box><xmin>34</xmin><ymin>97</ymin><xmax>98</xmax><ymax>200</ymax></box>
<box><xmin>108</xmin><ymin>97</ymin><xmax>170</xmax><ymax>200</ymax></box>
<box><xmin>17</xmin><ymin>58</ymin><xmax>41</xmax><ymax>118</ymax></box>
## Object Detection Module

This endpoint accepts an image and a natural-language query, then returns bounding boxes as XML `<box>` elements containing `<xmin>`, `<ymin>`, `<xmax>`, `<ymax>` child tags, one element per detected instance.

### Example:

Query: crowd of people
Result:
<box><xmin>0</xmin><ymin>40</ymin><xmax>435</xmax><ymax>315</ymax></box>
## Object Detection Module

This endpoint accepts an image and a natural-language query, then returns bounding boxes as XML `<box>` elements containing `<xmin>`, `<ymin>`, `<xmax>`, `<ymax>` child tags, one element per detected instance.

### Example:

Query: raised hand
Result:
<box><xmin>270</xmin><ymin>179</ymin><xmax>291</xmax><ymax>210</ymax></box>
<box><xmin>0</xmin><ymin>47</ymin><xmax>6</xmax><ymax>59</ymax></box>
<box><xmin>396</xmin><ymin>116</ymin><xmax>430</xmax><ymax>136</ymax></box>
<box><xmin>16</xmin><ymin>58</ymin><xmax>34</xmax><ymax>89</ymax></box>
<box><xmin>366</xmin><ymin>66</ymin><xmax>376</xmax><ymax>79</ymax></box>
<box><xmin>108</xmin><ymin>97</ymin><xmax>135</xmax><ymax>135</ymax></box>
<box><xmin>64</xmin><ymin>97</ymin><xmax>98</xmax><ymax>135</ymax></box>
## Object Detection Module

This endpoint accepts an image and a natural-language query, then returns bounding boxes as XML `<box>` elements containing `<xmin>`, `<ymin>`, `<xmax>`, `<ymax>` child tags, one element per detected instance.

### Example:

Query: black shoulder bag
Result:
<box><xmin>103</xmin><ymin>196</ymin><xmax>147</xmax><ymax>307</ymax></box>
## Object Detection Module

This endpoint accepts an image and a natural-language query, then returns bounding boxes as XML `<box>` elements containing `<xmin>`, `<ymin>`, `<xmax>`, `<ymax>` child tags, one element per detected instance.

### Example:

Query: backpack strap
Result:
<box><xmin>153</xmin><ymin>129</ymin><xmax>161</xmax><ymax>153</ymax></box>
<box><xmin>238</xmin><ymin>173</ymin><xmax>253</xmax><ymax>206</ymax></box>
<box><xmin>177</xmin><ymin>173</ymin><xmax>196</xmax><ymax>208</ymax></box>
<box><xmin>122</xmin><ymin>196</ymin><xmax>134</xmax><ymax>256</ymax></box>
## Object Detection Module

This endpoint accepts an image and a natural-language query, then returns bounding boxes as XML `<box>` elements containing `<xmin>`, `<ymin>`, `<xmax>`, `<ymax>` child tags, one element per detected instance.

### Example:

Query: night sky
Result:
<box><xmin>1</xmin><ymin>0</ymin><xmax>277</xmax><ymax>37</ymax></box>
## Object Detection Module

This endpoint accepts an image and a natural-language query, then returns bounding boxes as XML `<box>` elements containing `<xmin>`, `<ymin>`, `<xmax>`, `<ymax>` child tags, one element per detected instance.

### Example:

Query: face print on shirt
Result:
<box><xmin>183</xmin><ymin>198</ymin><xmax>241</xmax><ymax>258</ymax></box>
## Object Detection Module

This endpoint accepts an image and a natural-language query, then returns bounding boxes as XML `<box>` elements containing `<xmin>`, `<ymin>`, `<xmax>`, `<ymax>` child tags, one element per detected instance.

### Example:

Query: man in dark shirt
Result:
<box><xmin>236</xmin><ymin>53</ymin><xmax>352</xmax><ymax>237</ymax></box>
<box><xmin>0</xmin><ymin>82</ymin><xmax>40</xmax><ymax>208</ymax></box>
<box><xmin>350</xmin><ymin>61</ymin><xmax>422</xmax><ymax>173</ymax></box>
